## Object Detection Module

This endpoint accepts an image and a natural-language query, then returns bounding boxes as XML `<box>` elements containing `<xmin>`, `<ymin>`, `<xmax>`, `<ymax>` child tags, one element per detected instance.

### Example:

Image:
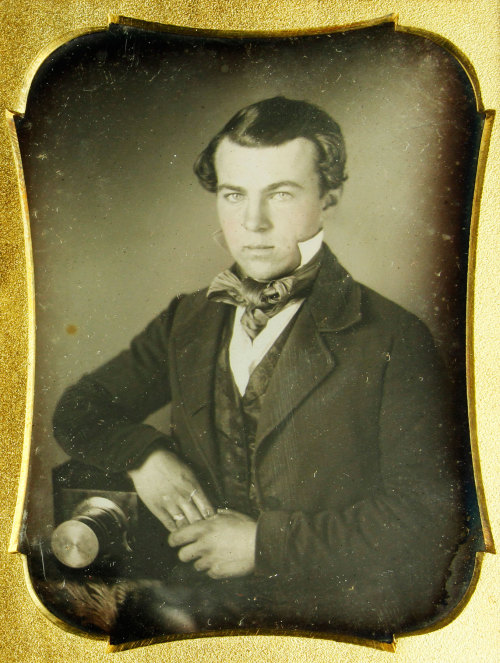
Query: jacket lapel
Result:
<box><xmin>256</xmin><ymin>246</ymin><xmax>362</xmax><ymax>447</ymax></box>
<box><xmin>172</xmin><ymin>296</ymin><xmax>228</xmax><ymax>488</ymax></box>
<box><xmin>170</xmin><ymin>247</ymin><xmax>363</xmax><ymax>474</ymax></box>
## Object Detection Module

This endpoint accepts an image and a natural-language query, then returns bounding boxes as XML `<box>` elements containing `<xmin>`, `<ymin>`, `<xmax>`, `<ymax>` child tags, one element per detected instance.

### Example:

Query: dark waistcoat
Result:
<box><xmin>214</xmin><ymin>319</ymin><xmax>293</xmax><ymax>517</ymax></box>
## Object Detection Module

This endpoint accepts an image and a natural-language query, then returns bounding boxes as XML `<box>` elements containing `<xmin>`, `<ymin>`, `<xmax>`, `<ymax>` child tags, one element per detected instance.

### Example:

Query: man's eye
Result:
<box><xmin>224</xmin><ymin>192</ymin><xmax>244</xmax><ymax>203</ymax></box>
<box><xmin>270</xmin><ymin>191</ymin><xmax>293</xmax><ymax>201</ymax></box>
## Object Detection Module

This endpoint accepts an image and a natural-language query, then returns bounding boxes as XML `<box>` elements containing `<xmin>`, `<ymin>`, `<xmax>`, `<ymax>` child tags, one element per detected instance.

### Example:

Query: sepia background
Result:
<box><xmin>16</xmin><ymin>23</ymin><xmax>481</xmax><ymax>541</ymax></box>
<box><xmin>0</xmin><ymin>2</ymin><xmax>498</xmax><ymax>662</ymax></box>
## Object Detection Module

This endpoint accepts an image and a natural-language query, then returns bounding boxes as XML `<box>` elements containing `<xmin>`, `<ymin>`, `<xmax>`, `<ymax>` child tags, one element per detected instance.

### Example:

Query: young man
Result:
<box><xmin>53</xmin><ymin>97</ymin><xmax>466</xmax><ymax>638</ymax></box>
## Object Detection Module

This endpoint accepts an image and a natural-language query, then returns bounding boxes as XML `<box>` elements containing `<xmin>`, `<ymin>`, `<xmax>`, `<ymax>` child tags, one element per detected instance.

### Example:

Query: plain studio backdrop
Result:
<box><xmin>16</xmin><ymin>22</ymin><xmax>481</xmax><ymax>542</ymax></box>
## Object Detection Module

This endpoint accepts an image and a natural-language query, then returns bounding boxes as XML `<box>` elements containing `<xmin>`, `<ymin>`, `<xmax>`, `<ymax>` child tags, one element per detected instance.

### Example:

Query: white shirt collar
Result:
<box><xmin>296</xmin><ymin>229</ymin><xmax>324</xmax><ymax>269</ymax></box>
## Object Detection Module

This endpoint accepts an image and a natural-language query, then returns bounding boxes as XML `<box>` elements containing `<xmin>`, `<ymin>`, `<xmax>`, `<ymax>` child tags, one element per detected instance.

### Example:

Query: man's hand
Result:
<box><xmin>127</xmin><ymin>447</ymin><xmax>215</xmax><ymax>532</ymax></box>
<box><xmin>168</xmin><ymin>509</ymin><xmax>257</xmax><ymax>579</ymax></box>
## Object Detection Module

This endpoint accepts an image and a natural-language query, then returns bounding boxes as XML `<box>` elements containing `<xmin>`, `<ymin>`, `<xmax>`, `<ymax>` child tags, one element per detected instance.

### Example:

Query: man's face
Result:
<box><xmin>214</xmin><ymin>137</ymin><xmax>329</xmax><ymax>281</ymax></box>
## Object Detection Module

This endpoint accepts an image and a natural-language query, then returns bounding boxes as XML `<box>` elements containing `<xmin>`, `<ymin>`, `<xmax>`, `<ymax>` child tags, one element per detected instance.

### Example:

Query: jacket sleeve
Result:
<box><xmin>253</xmin><ymin>315</ymin><xmax>468</xmax><ymax>631</ymax></box>
<box><xmin>53</xmin><ymin>296</ymin><xmax>184</xmax><ymax>473</ymax></box>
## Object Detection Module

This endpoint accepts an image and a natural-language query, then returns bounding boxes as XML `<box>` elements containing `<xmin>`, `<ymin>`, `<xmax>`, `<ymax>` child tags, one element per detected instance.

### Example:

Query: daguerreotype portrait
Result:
<box><xmin>11</xmin><ymin>17</ymin><xmax>490</xmax><ymax>651</ymax></box>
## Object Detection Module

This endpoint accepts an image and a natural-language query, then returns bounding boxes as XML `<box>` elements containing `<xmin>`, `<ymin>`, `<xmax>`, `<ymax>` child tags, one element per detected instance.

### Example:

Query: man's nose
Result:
<box><xmin>242</xmin><ymin>197</ymin><xmax>271</xmax><ymax>232</ymax></box>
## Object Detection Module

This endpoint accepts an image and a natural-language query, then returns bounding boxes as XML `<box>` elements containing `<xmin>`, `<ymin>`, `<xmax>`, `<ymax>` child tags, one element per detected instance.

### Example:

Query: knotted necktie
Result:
<box><xmin>207</xmin><ymin>250</ymin><xmax>322</xmax><ymax>340</ymax></box>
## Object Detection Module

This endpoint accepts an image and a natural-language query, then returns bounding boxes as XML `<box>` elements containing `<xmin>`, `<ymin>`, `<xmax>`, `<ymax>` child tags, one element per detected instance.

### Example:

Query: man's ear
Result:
<box><xmin>322</xmin><ymin>189</ymin><xmax>341</xmax><ymax>211</ymax></box>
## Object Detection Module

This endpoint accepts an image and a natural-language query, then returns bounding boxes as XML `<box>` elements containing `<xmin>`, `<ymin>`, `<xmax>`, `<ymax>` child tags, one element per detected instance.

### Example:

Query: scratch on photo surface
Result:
<box><xmin>38</xmin><ymin>541</ymin><xmax>47</xmax><ymax>580</ymax></box>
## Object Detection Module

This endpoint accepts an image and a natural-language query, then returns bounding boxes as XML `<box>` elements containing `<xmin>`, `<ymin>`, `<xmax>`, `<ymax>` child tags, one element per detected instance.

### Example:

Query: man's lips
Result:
<box><xmin>243</xmin><ymin>245</ymin><xmax>274</xmax><ymax>251</ymax></box>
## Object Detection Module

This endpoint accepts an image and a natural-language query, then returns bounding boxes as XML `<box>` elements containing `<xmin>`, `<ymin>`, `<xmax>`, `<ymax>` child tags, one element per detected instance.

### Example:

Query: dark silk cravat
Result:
<box><xmin>207</xmin><ymin>249</ymin><xmax>322</xmax><ymax>340</ymax></box>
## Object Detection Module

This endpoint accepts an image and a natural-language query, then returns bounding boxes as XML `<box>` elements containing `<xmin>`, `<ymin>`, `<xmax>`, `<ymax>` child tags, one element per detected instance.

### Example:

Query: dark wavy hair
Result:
<box><xmin>193</xmin><ymin>97</ymin><xmax>347</xmax><ymax>198</ymax></box>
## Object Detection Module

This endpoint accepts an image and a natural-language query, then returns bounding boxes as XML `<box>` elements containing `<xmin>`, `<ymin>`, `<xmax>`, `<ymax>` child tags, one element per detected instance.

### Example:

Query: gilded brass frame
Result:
<box><xmin>0</xmin><ymin>3</ymin><xmax>497</xmax><ymax>661</ymax></box>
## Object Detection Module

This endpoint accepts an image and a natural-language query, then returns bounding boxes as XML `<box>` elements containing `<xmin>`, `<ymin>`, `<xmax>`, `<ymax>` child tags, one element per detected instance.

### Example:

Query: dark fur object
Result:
<box><xmin>37</xmin><ymin>578</ymin><xmax>197</xmax><ymax>639</ymax></box>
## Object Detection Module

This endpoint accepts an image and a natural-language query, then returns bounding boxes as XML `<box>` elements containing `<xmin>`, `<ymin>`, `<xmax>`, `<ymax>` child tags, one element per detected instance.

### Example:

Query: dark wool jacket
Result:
<box><xmin>53</xmin><ymin>245</ymin><xmax>467</xmax><ymax>635</ymax></box>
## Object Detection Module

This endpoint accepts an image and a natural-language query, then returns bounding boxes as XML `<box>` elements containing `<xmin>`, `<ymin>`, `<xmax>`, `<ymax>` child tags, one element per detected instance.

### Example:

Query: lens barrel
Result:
<box><xmin>51</xmin><ymin>496</ymin><xmax>128</xmax><ymax>568</ymax></box>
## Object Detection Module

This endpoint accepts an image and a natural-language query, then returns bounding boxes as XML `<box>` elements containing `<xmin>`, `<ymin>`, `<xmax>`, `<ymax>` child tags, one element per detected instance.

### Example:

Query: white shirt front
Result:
<box><xmin>229</xmin><ymin>230</ymin><xmax>324</xmax><ymax>395</ymax></box>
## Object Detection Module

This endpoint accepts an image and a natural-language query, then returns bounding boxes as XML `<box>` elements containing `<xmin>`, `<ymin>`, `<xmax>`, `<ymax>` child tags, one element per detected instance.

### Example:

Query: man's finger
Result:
<box><xmin>159</xmin><ymin>514</ymin><xmax>178</xmax><ymax>533</ymax></box>
<box><xmin>177</xmin><ymin>542</ymin><xmax>204</xmax><ymax>563</ymax></box>
<box><xmin>207</xmin><ymin>566</ymin><xmax>224</xmax><ymax>580</ymax></box>
<box><xmin>191</xmin><ymin>489</ymin><xmax>215</xmax><ymax>519</ymax></box>
<box><xmin>179</xmin><ymin>498</ymin><xmax>203</xmax><ymax>525</ymax></box>
<box><xmin>161</xmin><ymin>497</ymin><xmax>190</xmax><ymax>527</ymax></box>
<box><xmin>148</xmin><ymin>505</ymin><xmax>177</xmax><ymax>533</ymax></box>
<box><xmin>168</xmin><ymin>521</ymin><xmax>205</xmax><ymax>547</ymax></box>
<box><xmin>193</xmin><ymin>557</ymin><xmax>211</xmax><ymax>572</ymax></box>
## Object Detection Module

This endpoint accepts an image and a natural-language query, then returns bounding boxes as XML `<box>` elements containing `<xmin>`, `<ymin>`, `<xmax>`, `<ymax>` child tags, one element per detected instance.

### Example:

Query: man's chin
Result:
<box><xmin>237</xmin><ymin>258</ymin><xmax>298</xmax><ymax>283</ymax></box>
<box><xmin>242</xmin><ymin>268</ymin><xmax>291</xmax><ymax>282</ymax></box>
